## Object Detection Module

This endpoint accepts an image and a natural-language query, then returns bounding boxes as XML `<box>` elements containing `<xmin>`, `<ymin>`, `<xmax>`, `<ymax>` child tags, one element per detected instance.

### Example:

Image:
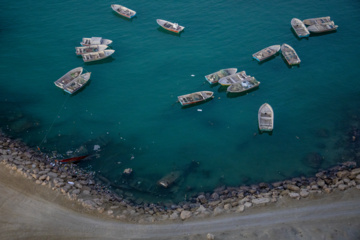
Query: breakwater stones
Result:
<box><xmin>1</xmin><ymin>131</ymin><xmax>360</xmax><ymax>223</ymax></box>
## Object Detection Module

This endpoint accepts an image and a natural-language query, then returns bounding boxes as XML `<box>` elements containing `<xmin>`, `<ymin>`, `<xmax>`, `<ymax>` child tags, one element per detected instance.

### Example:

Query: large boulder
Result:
<box><xmin>180</xmin><ymin>210</ymin><xmax>192</xmax><ymax>220</ymax></box>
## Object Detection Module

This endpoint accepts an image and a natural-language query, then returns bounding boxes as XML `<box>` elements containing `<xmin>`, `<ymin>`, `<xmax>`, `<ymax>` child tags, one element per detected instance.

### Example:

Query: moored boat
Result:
<box><xmin>307</xmin><ymin>21</ymin><xmax>338</xmax><ymax>33</ymax></box>
<box><xmin>205</xmin><ymin>68</ymin><xmax>237</xmax><ymax>84</ymax></box>
<box><xmin>75</xmin><ymin>45</ymin><xmax>108</xmax><ymax>55</ymax></box>
<box><xmin>111</xmin><ymin>4</ymin><xmax>136</xmax><ymax>19</ymax></box>
<box><xmin>218</xmin><ymin>71</ymin><xmax>250</xmax><ymax>86</ymax></box>
<box><xmin>258</xmin><ymin>103</ymin><xmax>274</xmax><ymax>132</ymax></box>
<box><xmin>252</xmin><ymin>45</ymin><xmax>281</xmax><ymax>62</ymax></box>
<box><xmin>80</xmin><ymin>37</ymin><xmax>112</xmax><ymax>46</ymax></box>
<box><xmin>281</xmin><ymin>44</ymin><xmax>301</xmax><ymax>65</ymax></box>
<box><xmin>156</xmin><ymin>19</ymin><xmax>184</xmax><ymax>33</ymax></box>
<box><xmin>291</xmin><ymin>18</ymin><xmax>310</xmax><ymax>38</ymax></box>
<box><xmin>54</xmin><ymin>67</ymin><xmax>83</xmax><ymax>89</ymax></box>
<box><xmin>177</xmin><ymin>91</ymin><xmax>214</xmax><ymax>106</ymax></box>
<box><xmin>82</xmin><ymin>49</ymin><xmax>115</xmax><ymax>62</ymax></box>
<box><xmin>227</xmin><ymin>77</ymin><xmax>260</xmax><ymax>93</ymax></box>
<box><xmin>63</xmin><ymin>72</ymin><xmax>91</xmax><ymax>94</ymax></box>
<box><xmin>303</xmin><ymin>16</ymin><xmax>331</xmax><ymax>26</ymax></box>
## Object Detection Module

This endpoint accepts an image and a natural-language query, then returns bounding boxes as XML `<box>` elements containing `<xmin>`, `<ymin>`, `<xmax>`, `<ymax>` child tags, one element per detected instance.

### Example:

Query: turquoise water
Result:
<box><xmin>1</xmin><ymin>0</ymin><xmax>360</xmax><ymax>203</ymax></box>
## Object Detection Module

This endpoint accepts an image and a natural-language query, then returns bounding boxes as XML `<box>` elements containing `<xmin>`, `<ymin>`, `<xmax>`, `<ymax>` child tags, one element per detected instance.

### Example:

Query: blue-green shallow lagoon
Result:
<box><xmin>1</xmin><ymin>0</ymin><xmax>360</xmax><ymax>203</ymax></box>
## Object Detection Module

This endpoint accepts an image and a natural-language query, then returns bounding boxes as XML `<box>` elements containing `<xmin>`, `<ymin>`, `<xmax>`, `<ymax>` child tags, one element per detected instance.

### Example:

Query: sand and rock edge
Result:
<box><xmin>1</xmin><ymin>132</ymin><xmax>360</xmax><ymax>224</ymax></box>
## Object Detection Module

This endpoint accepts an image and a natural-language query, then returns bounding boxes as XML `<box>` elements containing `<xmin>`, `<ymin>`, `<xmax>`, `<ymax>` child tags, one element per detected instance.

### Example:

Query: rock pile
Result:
<box><xmin>1</xmin><ymin>132</ymin><xmax>360</xmax><ymax>223</ymax></box>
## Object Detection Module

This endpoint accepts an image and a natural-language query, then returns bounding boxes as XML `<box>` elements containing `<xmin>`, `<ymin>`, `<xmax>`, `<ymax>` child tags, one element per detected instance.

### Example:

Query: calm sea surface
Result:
<box><xmin>1</xmin><ymin>0</ymin><xmax>360</xmax><ymax>203</ymax></box>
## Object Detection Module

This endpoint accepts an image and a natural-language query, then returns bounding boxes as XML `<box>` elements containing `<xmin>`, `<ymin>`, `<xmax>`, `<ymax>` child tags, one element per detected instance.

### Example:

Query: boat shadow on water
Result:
<box><xmin>309</xmin><ymin>30</ymin><xmax>338</xmax><ymax>37</ymax></box>
<box><xmin>157</xmin><ymin>27</ymin><xmax>183</xmax><ymax>37</ymax></box>
<box><xmin>179</xmin><ymin>98</ymin><xmax>214</xmax><ymax>109</ymax></box>
<box><xmin>84</xmin><ymin>57</ymin><xmax>115</xmax><ymax>65</ymax></box>
<box><xmin>258</xmin><ymin>128</ymin><xmax>273</xmax><ymax>135</ymax></box>
<box><xmin>226</xmin><ymin>86</ymin><xmax>260</xmax><ymax>98</ymax></box>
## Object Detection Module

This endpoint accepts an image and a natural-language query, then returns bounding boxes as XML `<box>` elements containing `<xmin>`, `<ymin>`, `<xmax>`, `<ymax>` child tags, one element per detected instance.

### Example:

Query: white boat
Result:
<box><xmin>291</xmin><ymin>18</ymin><xmax>310</xmax><ymax>38</ymax></box>
<box><xmin>111</xmin><ymin>4</ymin><xmax>136</xmax><ymax>19</ymax></box>
<box><xmin>82</xmin><ymin>49</ymin><xmax>115</xmax><ymax>62</ymax></box>
<box><xmin>258</xmin><ymin>103</ymin><xmax>274</xmax><ymax>132</ymax></box>
<box><xmin>218</xmin><ymin>71</ymin><xmax>250</xmax><ymax>86</ymax></box>
<box><xmin>204</xmin><ymin>68</ymin><xmax>237</xmax><ymax>84</ymax></box>
<box><xmin>177</xmin><ymin>91</ymin><xmax>214</xmax><ymax>106</ymax></box>
<box><xmin>63</xmin><ymin>72</ymin><xmax>91</xmax><ymax>94</ymax></box>
<box><xmin>307</xmin><ymin>21</ymin><xmax>338</xmax><ymax>33</ymax></box>
<box><xmin>252</xmin><ymin>45</ymin><xmax>281</xmax><ymax>62</ymax></box>
<box><xmin>75</xmin><ymin>45</ymin><xmax>108</xmax><ymax>55</ymax></box>
<box><xmin>303</xmin><ymin>16</ymin><xmax>331</xmax><ymax>26</ymax></box>
<box><xmin>281</xmin><ymin>44</ymin><xmax>300</xmax><ymax>66</ymax></box>
<box><xmin>80</xmin><ymin>37</ymin><xmax>112</xmax><ymax>46</ymax></box>
<box><xmin>156</xmin><ymin>19</ymin><xmax>184</xmax><ymax>33</ymax></box>
<box><xmin>54</xmin><ymin>67</ymin><xmax>83</xmax><ymax>89</ymax></box>
<box><xmin>227</xmin><ymin>77</ymin><xmax>260</xmax><ymax>93</ymax></box>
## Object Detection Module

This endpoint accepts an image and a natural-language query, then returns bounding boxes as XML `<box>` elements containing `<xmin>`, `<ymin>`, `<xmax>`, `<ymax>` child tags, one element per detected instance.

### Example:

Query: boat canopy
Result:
<box><xmin>91</xmin><ymin>37</ymin><xmax>102</xmax><ymax>45</ymax></box>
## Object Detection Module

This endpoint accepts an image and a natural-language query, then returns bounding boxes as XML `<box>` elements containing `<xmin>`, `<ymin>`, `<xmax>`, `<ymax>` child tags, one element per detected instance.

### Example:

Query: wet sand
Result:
<box><xmin>1</xmin><ymin>166</ymin><xmax>360</xmax><ymax>240</ymax></box>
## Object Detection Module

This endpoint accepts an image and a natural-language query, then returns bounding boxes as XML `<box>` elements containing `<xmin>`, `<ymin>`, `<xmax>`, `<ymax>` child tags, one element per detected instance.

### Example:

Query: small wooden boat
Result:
<box><xmin>75</xmin><ymin>45</ymin><xmax>108</xmax><ymax>55</ymax></box>
<box><xmin>291</xmin><ymin>18</ymin><xmax>310</xmax><ymax>38</ymax></box>
<box><xmin>177</xmin><ymin>91</ymin><xmax>214</xmax><ymax>106</ymax></box>
<box><xmin>57</xmin><ymin>155</ymin><xmax>89</xmax><ymax>164</ymax></box>
<box><xmin>258</xmin><ymin>103</ymin><xmax>274</xmax><ymax>132</ymax></box>
<box><xmin>82</xmin><ymin>49</ymin><xmax>115</xmax><ymax>62</ymax></box>
<box><xmin>54</xmin><ymin>67</ymin><xmax>83</xmax><ymax>89</ymax></box>
<box><xmin>80</xmin><ymin>37</ymin><xmax>112</xmax><ymax>46</ymax></box>
<box><xmin>205</xmin><ymin>68</ymin><xmax>237</xmax><ymax>84</ymax></box>
<box><xmin>218</xmin><ymin>71</ymin><xmax>250</xmax><ymax>86</ymax></box>
<box><xmin>157</xmin><ymin>19</ymin><xmax>184</xmax><ymax>33</ymax></box>
<box><xmin>111</xmin><ymin>4</ymin><xmax>136</xmax><ymax>19</ymax></box>
<box><xmin>157</xmin><ymin>171</ymin><xmax>181</xmax><ymax>188</ymax></box>
<box><xmin>252</xmin><ymin>45</ymin><xmax>281</xmax><ymax>62</ymax></box>
<box><xmin>303</xmin><ymin>16</ymin><xmax>331</xmax><ymax>26</ymax></box>
<box><xmin>63</xmin><ymin>72</ymin><xmax>91</xmax><ymax>94</ymax></box>
<box><xmin>281</xmin><ymin>44</ymin><xmax>301</xmax><ymax>65</ymax></box>
<box><xmin>307</xmin><ymin>21</ymin><xmax>338</xmax><ymax>33</ymax></box>
<box><xmin>227</xmin><ymin>77</ymin><xmax>260</xmax><ymax>93</ymax></box>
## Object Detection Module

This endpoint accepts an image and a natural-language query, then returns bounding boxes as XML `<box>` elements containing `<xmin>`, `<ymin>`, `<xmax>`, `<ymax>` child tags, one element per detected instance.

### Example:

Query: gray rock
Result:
<box><xmin>180</xmin><ymin>210</ymin><xmax>192</xmax><ymax>220</ymax></box>
<box><xmin>338</xmin><ymin>184</ymin><xmax>347</xmax><ymax>191</ymax></box>
<box><xmin>299</xmin><ymin>189</ymin><xmax>309</xmax><ymax>198</ymax></box>
<box><xmin>82</xmin><ymin>200</ymin><xmax>96</xmax><ymax>210</ymax></box>
<box><xmin>82</xmin><ymin>190</ymin><xmax>90</xmax><ymax>195</ymax></box>
<box><xmin>351</xmin><ymin>168</ymin><xmax>360</xmax><ymax>175</ymax></box>
<box><xmin>169</xmin><ymin>212</ymin><xmax>179</xmax><ymax>220</ymax></box>
<box><xmin>289</xmin><ymin>192</ymin><xmax>300</xmax><ymax>199</ymax></box>
<box><xmin>207</xmin><ymin>233</ymin><xmax>215</xmax><ymax>240</ymax></box>
<box><xmin>317</xmin><ymin>180</ymin><xmax>325</xmax><ymax>187</ymax></box>
<box><xmin>287</xmin><ymin>184</ymin><xmax>300</xmax><ymax>192</ymax></box>
<box><xmin>337</xmin><ymin>170</ymin><xmax>350</xmax><ymax>179</ymax></box>
<box><xmin>244</xmin><ymin>202</ymin><xmax>252</xmax><ymax>208</ymax></box>
<box><xmin>47</xmin><ymin>172</ymin><xmax>58</xmax><ymax>179</ymax></box>
<box><xmin>236</xmin><ymin>205</ymin><xmax>245</xmax><ymax>212</ymax></box>
<box><xmin>251</xmin><ymin>197</ymin><xmax>270</xmax><ymax>205</ymax></box>
<box><xmin>213</xmin><ymin>206</ymin><xmax>224</xmax><ymax>216</ymax></box>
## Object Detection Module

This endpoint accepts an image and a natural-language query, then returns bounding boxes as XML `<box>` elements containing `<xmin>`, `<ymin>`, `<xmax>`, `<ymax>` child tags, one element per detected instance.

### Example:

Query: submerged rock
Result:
<box><xmin>302</xmin><ymin>152</ymin><xmax>324</xmax><ymax>169</ymax></box>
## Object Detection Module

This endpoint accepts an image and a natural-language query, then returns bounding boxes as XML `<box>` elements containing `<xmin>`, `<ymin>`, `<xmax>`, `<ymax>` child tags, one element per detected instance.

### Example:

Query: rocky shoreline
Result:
<box><xmin>1</xmin><ymin>131</ymin><xmax>360</xmax><ymax>223</ymax></box>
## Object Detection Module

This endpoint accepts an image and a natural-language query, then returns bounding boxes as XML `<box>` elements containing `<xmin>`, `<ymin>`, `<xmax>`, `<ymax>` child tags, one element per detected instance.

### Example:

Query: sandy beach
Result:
<box><xmin>1</xmin><ymin>166</ymin><xmax>360</xmax><ymax>240</ymax></box>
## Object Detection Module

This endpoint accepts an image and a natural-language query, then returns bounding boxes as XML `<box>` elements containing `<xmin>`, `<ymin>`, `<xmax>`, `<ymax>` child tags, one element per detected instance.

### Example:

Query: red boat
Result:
<box><xmin>56</xmin><ymin>155</ymin><xmax>89</xmax><ymax>164</ymax></box>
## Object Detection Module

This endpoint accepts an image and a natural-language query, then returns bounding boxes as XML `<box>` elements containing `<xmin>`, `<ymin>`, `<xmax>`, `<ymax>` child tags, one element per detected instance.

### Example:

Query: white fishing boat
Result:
<box><xmin>227</xmin><ymin>77</ymin><xmax>260</xmax><ymax>93</ymax></box>
<box><xmin>252</xmin><ymin>45</ymin><xmax>281</xmax><ymax>62</ymax></box>
<box><xmin>111</xmin><ymin>4</ymin><xmax>136</xmax><ymax>19</ymax></box>
<box><xmin>258</xmin><ymin>103</ymin><xmax>274</xmax><ymax>132</ymax></box>
<box><xmin>80</xmin><ymin>37</ymin><xmax>112</xmax><ymax>46</ymax></box>
<box><xmin>291</xmin><ymin>18</ymin><xmax>310</xmax><ymax>38</ymax></box>
<box><xmin>54</xmin><ymin>67</ymin><xmax>83</xmax><ymax>89</ymax></box>
<box><xmin>303</xmin><ymin>16</ymin><xmax>331</xmax><ymax>26</ymax></box>
<box><xmin>75</xmin><ymin>45</ymin><xmax>108</xmax><ymax>55</ymax></box>
<box><xmin>156</xmin><ymin>19</ymin><xmax>184</xmax><ymax>33</ymax></box>
<box><xmin>307</xmin><ymin>21</ymin><xmax>338</xmax><ymax>33</ymax></box>
<box><xmin>82</xmin><ymin>49</ymin><xmax>115</xmax><ymax>62</ymax></box>
<box><xmin>177</xmin><ymin>91</ymin><xmax>214</xmax><ymax>106</ymax></box>
<box><xmin>204</xmin><ymin>68</ymin><xmax>237</xmax><ymax>84</ymax></box>
<box><xmin>218</xmin><ymin>71</ymin><xmax>250</xmax><ymax>86</ymax></box>
<box><xmin>281</xmin><ymin>44</ymin><xmax>301</xmax><ymax>66</ymax></box>
<box><xmin>63</xmin><ymin>72</ymin><xmax>91</xmax><ymax>94</ymax></box>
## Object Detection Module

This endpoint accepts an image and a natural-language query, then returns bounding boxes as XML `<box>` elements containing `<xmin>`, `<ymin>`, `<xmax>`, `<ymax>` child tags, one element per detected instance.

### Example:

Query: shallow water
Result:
<box><xmin>1</xmin><ymin>0</ymin><xmax>360</xmax><ymax>202</ymax></box>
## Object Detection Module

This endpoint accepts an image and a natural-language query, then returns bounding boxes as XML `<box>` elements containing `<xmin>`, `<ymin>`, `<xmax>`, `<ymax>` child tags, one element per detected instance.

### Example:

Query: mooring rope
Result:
<box><xmin>37</xmin><ymin>94</ymin><xmax>70</xmax><ymax>151</ymax></box>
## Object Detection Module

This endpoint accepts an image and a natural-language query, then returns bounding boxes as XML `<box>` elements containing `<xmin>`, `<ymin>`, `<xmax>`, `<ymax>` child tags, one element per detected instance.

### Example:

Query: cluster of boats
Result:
<box><xmin>76</xmin><ymin>37</ymin><xmax>115</xmax><ymax>63</ymax></box>
<box><xmin>291</xmin><ymin>16</ymin><xmax>338</xmax><ymax>38</ymax></box>
<box><xmin>54</xmin><ymin>67</ymin><xmax>91</xmax><ymax>94</ymax></box>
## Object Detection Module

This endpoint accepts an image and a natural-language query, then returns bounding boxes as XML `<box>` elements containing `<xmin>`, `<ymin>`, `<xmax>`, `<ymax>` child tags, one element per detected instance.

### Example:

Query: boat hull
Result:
<box><xmin>205</xmin><ymin>68</ymin><xmax>237</xmax><ymax>84</ymax></box>
<box><xmin>258</xmin><ymin>103</ymin><xmax>274</xmax><ymax>132</ymax></box>
<box><xmin>157</xmin><ymin>19</ymin><xmax>184</xmax><ymax>34</ymax></box>
<box><xmin>177</xmin><ymin>91</ymin><xmax>214</xmax><ymax>106</ymax></box>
